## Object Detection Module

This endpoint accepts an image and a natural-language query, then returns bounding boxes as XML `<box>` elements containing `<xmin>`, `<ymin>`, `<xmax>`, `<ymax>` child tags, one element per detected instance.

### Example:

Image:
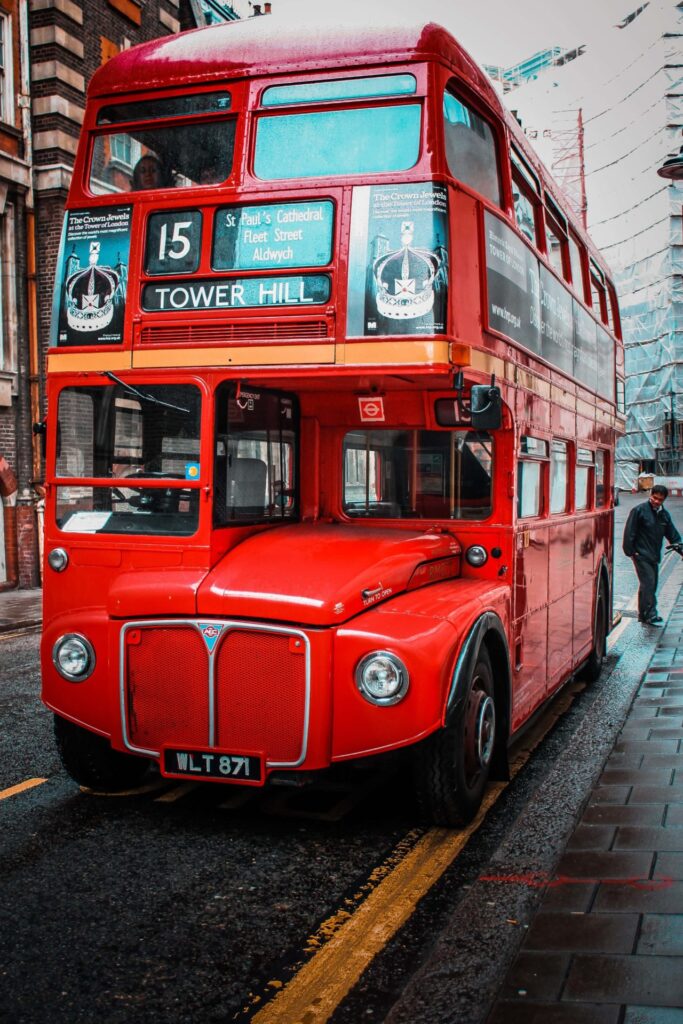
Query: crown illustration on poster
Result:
<box><xmin>373</xmin><ymin>221</ymin><xmax>441</xmax><ymax>320</ymax></box>
<box><xmin>65</xmin><ymin>242</ymin><xmax>120</xmax><ymax>333</ymax></box>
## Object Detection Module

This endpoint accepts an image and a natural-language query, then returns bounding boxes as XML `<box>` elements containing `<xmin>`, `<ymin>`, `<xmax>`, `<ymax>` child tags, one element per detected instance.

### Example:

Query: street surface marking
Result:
<box><xmin>0</xmin><ymin>778</ymin><xmax>47</xmax><ymax>801</ymax></box>
<box><xmin>244</xmin><ymin>569</ymin><xmax>683</xmax><ymax>1024</ymax></box>
<box><xmin>249</xmin><ymin>785</ymin><xmax>505</xmax><ymax>1024</ymax></box>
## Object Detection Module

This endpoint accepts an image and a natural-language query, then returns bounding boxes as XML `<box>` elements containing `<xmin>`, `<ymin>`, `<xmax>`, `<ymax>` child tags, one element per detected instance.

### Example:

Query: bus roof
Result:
<box><xmin>87</xmin><ymin>11</ymin><xmax>612</xmax><ymax>281</ymax></box>
<box><xmin>89</xmin><ymin>15</ymin><xmax>499</xmax><ymax>109</ymax></box>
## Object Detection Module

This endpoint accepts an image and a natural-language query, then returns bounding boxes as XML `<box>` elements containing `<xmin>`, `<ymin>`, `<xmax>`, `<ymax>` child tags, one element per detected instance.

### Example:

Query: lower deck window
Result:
<box><xmin>517</xmin><ymin>436</ymin><xmax>548</xmax><ymax>518</ymax></box>
<box><xmin>343</xmin><ymin>429</ymin><xmax>492</xmax><ymax>520</ymax></box>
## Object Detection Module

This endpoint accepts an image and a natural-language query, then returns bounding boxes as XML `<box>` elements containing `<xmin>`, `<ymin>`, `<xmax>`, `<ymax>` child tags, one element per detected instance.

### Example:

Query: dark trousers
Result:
<box><xmin>633</xmin><ymin>556</ymin><xmax>659</xmax><ymax>621</ymax></box>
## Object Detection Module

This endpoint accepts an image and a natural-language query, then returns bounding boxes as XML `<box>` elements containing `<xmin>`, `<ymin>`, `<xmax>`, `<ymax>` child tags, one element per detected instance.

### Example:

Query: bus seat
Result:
<box><xmin>228</xmin><ymin>457</ymin><xmax>267</xmax><ymax>510</ymax></box>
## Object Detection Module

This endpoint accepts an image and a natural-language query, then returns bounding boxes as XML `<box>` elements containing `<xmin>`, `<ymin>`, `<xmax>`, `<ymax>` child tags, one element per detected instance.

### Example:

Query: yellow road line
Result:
<box><xmin>250</xmin><ymin>784</ymin><xmax>505</xmax><ymax>1024</ymax></box>
<box><xmin>0</xmin><ymin>778</ymin><xmax>47</xmax><ymax>801</ymax></box>
<box><xmin>249</xmin><ymin>575</ymin><xmax>668</xmax><ymax>1024</ymax></box>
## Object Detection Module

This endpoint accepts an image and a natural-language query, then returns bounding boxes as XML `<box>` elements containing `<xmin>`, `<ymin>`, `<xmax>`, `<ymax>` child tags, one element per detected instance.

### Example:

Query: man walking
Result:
<box><xmin>623</xmin><ymin>484</ymin><xmax>682</xmax><ymax>625</ymax></box>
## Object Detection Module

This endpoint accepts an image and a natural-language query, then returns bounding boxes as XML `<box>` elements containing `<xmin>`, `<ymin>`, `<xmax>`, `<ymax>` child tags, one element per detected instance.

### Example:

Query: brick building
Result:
<box><xmin>0</xmin><ymin>0</ymin><xmax>185</xmax><ymax>589</ymax></box>
<box><xmin>0</xmin><ymin>0</ymin><xmax>268</xmax><ymax>589</ymax></box>
<box><xmin>0</xmin><ymin>0</ymin><xmax>33</xmax><ymax>590</ymax></box>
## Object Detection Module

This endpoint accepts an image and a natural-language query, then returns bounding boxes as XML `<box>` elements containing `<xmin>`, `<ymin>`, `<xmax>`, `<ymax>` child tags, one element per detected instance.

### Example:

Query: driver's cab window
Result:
<box><xmin>213</xmin><ymin>384</ymin><xmax>298</xmax><ymax>526</ymax></box>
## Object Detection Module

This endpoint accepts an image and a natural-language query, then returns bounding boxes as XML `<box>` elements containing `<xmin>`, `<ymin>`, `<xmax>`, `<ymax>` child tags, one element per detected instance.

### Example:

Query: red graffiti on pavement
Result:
<box><xmin>478</xmin><ymin>872</ymin><xmax>674</xmax><ymax>891</ymax></box>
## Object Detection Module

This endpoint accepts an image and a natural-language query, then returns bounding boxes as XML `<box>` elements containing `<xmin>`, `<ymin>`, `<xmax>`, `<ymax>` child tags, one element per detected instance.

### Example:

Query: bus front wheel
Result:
<box><xmin>54</xmin><ymin>715</ymin><xmax>149</xmax><ymax>791</ymax></box>
<box><xmin>413</xmin><ymin>649</ymin><xmax>496</xmax><ymax>827</ymax></box>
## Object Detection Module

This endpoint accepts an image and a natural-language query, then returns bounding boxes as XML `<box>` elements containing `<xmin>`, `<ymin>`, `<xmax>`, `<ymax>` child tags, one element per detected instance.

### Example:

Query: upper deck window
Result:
<box><xmin>254</xmin><ymin>104</ymin><xmax>420</xmax><ymax>180</ymax></box>
<box><xmin>262</xmin><ymin>74</ymin><xmax>416</xmax><ymax>107</ymax></box>
<box><xmin>443</xmin><ymin>90</ymin><xmax>501</xmax><ymax>207</ymax></box>
<box><xmin>89</xmin><ymin>116</ymin><xmax>236</xmax><ymax>194</ymax></box>
<box><xmin>511</xmin><ymin>150</ymin><xmax>540</xmax><ymax>246</ymax></box>
<box><xmin>568</xmin><ymin>230</ymin><xmax>586</xmax><ymax>300</ymax></box>
<box><xmin>544</xmin><ymin>198</ymin><xmax>569</xmax><ymax>281</ymax></box>
<box><xmin>97</xmin><ymin>92</ymin><xmax>232</xmax><ymax>124</ymax></box>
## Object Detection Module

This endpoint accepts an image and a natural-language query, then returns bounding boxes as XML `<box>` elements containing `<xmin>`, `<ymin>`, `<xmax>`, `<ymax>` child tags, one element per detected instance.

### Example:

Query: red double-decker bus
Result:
<box><xmin>40</xmin><ymin>14</ymin><xmax>625</xmax><ymax>825</ymax></box>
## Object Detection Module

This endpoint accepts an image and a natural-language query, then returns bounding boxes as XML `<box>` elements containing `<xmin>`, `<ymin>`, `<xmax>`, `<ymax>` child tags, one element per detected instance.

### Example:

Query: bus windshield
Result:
<box><xmin>254</xmin><ymin>104</ymin><xmax>421</xmax><ymax>179</ymax></box>
<box><xmin>343</xmin><ymin>429</ymin><xmax>493</xmax><ymax>520</ymax></box>
<box><xmin>90</xmin><ymin>119</ymin><xmax>236</xmax><ymax>193</ymax></box>
<box><xmin>55</xmin><ymin>382</ymin><xmax>201</xmax><ymax>536</ymax></box>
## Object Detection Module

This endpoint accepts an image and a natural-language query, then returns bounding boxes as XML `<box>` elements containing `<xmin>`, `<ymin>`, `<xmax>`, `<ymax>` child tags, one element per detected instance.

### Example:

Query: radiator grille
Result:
<box><xmin>122</xmin><ymin>622</ymin><xmax>308</xmax><ymax>765</ymax></box>
<box><xmin>215</xmin><ymin>630</ymin><xmax>306</xmax><ymax>763</ymax></box>
<box><xmin>126</xmin><ymin>626</ymin><xmax>208</xmax><ymax>749</ymax></box>
<box><xmin>139</xmin><ymin>320</ymin><xmax>329</xmax><ymax>346</ymax></box>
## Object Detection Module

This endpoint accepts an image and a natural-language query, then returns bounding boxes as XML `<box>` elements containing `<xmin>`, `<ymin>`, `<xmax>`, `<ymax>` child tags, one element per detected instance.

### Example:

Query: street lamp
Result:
<box><xmin>658</xmin><ymin>129</ymin><xmax>683</xmax><ymax>180</ymax></box>
<box><xmin>657</xmin><ymin>149</ymin><xmax>683</xmax><ymax>180</ymax></box>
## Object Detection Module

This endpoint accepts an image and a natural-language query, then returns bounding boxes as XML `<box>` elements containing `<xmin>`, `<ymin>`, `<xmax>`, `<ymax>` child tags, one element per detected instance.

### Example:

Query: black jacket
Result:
<box><xmin>623</xmin><ymin>501</ymin><xmax>681</xmax><ymax>564</ymax></box>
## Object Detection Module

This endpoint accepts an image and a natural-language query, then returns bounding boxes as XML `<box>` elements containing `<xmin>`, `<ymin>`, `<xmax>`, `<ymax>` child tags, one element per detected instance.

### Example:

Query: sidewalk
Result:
<box><xmin>0</xmin><ymin>587</ymin><xmax>42</xmax><ymax>633</ymax></box>
<box><xmin>487</xmin><ymin>590</ymin><xmax>683</xmax><ymax>1023</ymax></box>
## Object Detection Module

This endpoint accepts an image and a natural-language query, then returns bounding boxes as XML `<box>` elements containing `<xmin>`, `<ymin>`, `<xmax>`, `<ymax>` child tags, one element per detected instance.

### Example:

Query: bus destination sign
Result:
<box><xmin>142</xmin><ymin>274</ymin><xmax>330</xmax><ymax>312</ymax></box>
<box><xmin>213</xmin><ymin>200</ymin><xmax>334</xmax><ymax>271</ymax></box>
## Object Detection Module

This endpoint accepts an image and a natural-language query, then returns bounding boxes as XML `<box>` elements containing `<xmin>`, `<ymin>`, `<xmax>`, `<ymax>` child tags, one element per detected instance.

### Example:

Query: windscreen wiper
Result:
<box><xmin>103</xmin><ymin>371</ymin><xmax>190</xmax><ymax>414</ymax></box>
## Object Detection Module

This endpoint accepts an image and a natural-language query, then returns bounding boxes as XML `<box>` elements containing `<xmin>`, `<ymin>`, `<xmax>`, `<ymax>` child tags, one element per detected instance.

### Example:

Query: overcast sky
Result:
<box><xmin>267</xmin><ymin>0</ymin><xmax>639</xmax><ymax>65</ymax></box>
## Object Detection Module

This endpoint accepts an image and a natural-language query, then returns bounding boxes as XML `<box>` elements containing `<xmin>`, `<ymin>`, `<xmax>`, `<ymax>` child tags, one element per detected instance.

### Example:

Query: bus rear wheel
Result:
<box><xmin>414</xmin><ymin>649</ymin><xmax>496</xmax><ymax>827</ymax></box>
<box><xmin>582</xmin><ymin>582</ymin><xmax>607</xmax><ymax>683</ymax></box>
<box><xmin>54</xmin><ymin>715</ymin><xmax>149</xmax><ymax>791</ymax></box>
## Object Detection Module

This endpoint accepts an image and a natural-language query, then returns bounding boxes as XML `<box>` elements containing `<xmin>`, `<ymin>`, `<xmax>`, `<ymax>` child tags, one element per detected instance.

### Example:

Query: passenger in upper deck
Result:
<box><xmin>131</xmin><ymin>154</ymin><xmax>172</xmax><ymax>191</ymax></box>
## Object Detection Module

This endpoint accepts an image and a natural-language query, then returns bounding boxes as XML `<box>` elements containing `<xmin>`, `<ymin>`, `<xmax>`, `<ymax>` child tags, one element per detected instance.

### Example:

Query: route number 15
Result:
<box><xmin>145</xmin><ymin>210</ymin><xmax>202</xmax><ymax>275</ymax></box>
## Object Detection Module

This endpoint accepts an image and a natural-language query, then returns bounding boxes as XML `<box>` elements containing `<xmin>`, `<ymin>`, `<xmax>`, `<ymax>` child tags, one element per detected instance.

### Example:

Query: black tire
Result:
<box><xmin>413</xmin><ymin>649</ymin><xmax>496</xmax><ymax>827</ymax></box>
<box><xmin>54</xmin><ymin>715</ymin><xmax>149</xmax><ymax>791</ymax></box>
<box><xmin>582</xmin><ymin>583</ymin><xmax>607</xmax><ymax>683</ymax></box>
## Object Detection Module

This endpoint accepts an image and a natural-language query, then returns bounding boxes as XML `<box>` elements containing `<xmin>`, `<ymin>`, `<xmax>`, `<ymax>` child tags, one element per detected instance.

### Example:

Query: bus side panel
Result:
<box><xmin>512</xmin><ymin>526</ymin><xmax>549</xmax><ymax>729</ymax></box>
<box><xmin>573</xmin><ymin>513</ymin><xmax>597</xmax><ymax>663</ymax></box>
<box><xmin>547</xmin><ymin>521</ymin><xmax>575</xmax><ymax>693</ymax></box>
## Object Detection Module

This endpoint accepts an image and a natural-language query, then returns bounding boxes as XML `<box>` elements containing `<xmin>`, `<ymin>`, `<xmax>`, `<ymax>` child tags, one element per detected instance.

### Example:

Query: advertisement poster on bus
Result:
<box><xmin>346</xmin><ymin>183</ymin><xmax>449</xmax><ymax>337</ymax></box>
<box><xmin>485</xmin><ymin>210</ymin><xmax>541</xmax><ymax>355</ymax></box>
<box><xmin>52</xmin><ymin>206</ymin><xmax>131</xmax><ymax>346</ymax></box>
<box><xmin>485</xmin><ymin>211</ymin><xmax>614</xmax><ymax>402</ymax></box>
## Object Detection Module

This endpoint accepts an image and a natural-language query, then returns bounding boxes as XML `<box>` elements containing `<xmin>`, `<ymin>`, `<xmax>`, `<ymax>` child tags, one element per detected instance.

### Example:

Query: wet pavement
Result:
<box><xmin>485</xmin><ymin>588</ymin><xmax>683</xmax><ymax>1021</ymax></box>
<box><xmin>0</xmin><ymin>587</ymin><xmax>41</xmax><ymax>632</ymax></box>
<box><xmin>3</xmin><ymin>495</ymin><xmax>683</xmax><ymax>1022</ymax></box>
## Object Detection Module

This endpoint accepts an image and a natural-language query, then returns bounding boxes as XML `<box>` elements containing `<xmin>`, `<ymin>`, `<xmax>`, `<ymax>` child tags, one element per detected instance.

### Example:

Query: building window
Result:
<box><xmin>0</xmin><ymin>204</ymin><xmax>16</xmax><ymax>376</ymax></box>
<box><xmin>0</xmin><ymin>14</ymin><xmax>14</xmax><ymax>126</ymax></box>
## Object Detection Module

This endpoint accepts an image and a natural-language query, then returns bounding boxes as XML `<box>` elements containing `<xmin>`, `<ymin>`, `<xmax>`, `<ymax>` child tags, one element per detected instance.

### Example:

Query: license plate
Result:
<box><xmin>162</xmin><ymin>747</ymin><xmax>264</xmax><ymax>785</ymax></box>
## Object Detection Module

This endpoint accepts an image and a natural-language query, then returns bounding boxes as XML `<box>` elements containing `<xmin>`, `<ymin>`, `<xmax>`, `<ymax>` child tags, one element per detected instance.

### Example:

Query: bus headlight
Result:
<box><xmin>47</xmin><ymin>548</ymin><xmax>69</xmax><ymax>572</ymax></box>
<box><xmin>52</xmin><ymin>634</ymin><xmax>96</xmax><ymax>682</ymax></box>
<box><xmin>466</xmin><ymin>545</ymin><xmax>488</xmax><ymax>567</ymax></box>
<box><xmin>355</xmin><ymin>651</ymin><xmax>409</xmax><ymax>706</ymax></box>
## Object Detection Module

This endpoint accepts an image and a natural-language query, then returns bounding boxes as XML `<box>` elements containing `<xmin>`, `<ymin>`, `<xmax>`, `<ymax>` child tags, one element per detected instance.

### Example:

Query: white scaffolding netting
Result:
<box><xmin>503</xmin><ymin>0</ymin><xmax>683</xmax><ymax>490</ymax></box>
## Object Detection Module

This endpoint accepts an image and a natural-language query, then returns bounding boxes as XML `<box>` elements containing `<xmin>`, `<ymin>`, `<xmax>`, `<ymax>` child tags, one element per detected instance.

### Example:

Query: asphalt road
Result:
<box><xmin>1</xmin><ymin>494</ymin><xmax>681</xmax><ymax>1024</ymax></box>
